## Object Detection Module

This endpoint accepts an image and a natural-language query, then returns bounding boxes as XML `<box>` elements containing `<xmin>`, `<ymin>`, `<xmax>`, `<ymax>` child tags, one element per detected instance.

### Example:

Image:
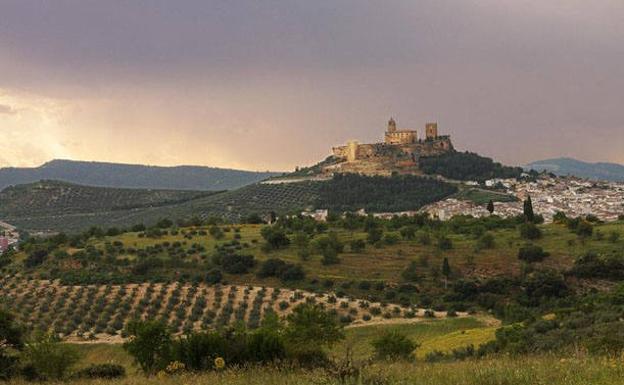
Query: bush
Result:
<box><xmin>73</xmin><ymin>364</ymin><xmax>125</xmax><ymax>379</ymax></box>
<box><xmin>218</xmin><ymin>253</ymin><xmax>255</xmax><ymax>274</ymax></box>
<box><xmin>205</xmin><ymin>268</ymin><xmax>223</xmax><ymax>284</ymax></box>
<box><xmin>576</xmin><ymin>220</ymin><xmax>594</xmax><ymax>238</ymax></box>
<box><xmin>261</xmin><ymin>227</ymin><xmax>290</xmax><ymax>250</ymax></box>
<box><xmin>476</xmin><ymin>233</ymin><xmax>495</xmax><ymax>249</ymax></box>
<box><xmin>518</xmin><ymin>244</ymin><xmax>550</xmax><ymax>263</ymax></box>
<box><xmin>0</xmin><ymin>309</ymin><xmax>23</xmax><ymax>380</ymax></box>
<box><xmin>258</xmin><ymin>258</ymin><xmax>306</xmax><ymax>282</ymax></box>
<box><xmin>371</xmin><ymin>331</ymin><xmax>418</xmax><ymax>361</ymax></box>
<box><xmin>349</xmin><ymin>239</ymin><xmax>366</xmax><ymax>253</ymax></box>
<box><xmin>24</xmin><ymin>249</ymin><xmax>48</xmax><ymax>268</ymax></box>
<box><xmin>437</xmin><ymin>235</ymin><xmax>453</xmax><ymax>250</ymax></box>
<box><xmin>23</xmin><ymin>333</ymin><xmax>79</xmax><ymax>380</ymax></box>
<box><xmin>123</xmin><ymin>320</ymin><xmax>172</xmax><ymax>374</ymax></box>
<box><xmin>519</xmin><ymin>223</ymin><xmax>542</xmax><ymax>240</ymax></box>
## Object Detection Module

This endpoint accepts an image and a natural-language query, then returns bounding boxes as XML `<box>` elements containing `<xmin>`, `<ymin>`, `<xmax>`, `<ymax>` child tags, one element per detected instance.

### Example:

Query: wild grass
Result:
<box><xmin>7</xmin><ymin>355</ymin><xmax>624</xmax><ymax>385</ymax></box>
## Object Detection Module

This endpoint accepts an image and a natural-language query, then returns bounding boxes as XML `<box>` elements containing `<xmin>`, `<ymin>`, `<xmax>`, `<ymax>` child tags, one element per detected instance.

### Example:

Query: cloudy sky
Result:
<box><xmin>1</xmin><ymin>1</ymin><xmax>623</xmax><ymax>171</ymax></box>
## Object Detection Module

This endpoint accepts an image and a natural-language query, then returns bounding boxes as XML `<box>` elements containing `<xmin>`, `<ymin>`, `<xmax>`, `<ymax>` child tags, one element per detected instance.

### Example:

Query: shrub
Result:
<box><xmin>24</xmin><ymin>250</ymin><xmax>48</xmax><ymax>268</ymax></box>
<box><xmin>0</xmin><ymin>309</ymin><xmax>23</xmax><ymax>380</ymax></box>
<box><xmin>576</xmin><ymin>220</ymin><xmax>594</xmax><ymax>238</ymax></box>
<box><xmin>205</xmin><ymin>268</ymin><xmax>223</xmax><ymax>284</ymax></box>
<box><xmin>218</xmin><ymin>253</ymin><xmax>256</xmax><ymax>274</ymax></box>
<box><xmin>285</xmin><ymin>304</ymin><xmax>344</xmax><ymax>350</ymax></box>
<box><xmin>123</xmin><ymin>320</ymin><xmax>172</xmax><ymax>374</ymax></box>
<box><xmin>436</xmin><ymin>235</ymin><xmax>453</xmax><ymax>250</ymax></box>
<box><xmin>519</xmin><ymin>223</ymin><xmax>542</xmax><ymax>240</ymax></box>
<box><xmin>257</xmin><ymin>258</ymin><xmax>305</xmax><ymax>282</ymax></box>
<box><xmin>73</xmin><ymin>364</ymin><xmax>126</xmax><ymax>379</ymax></box>
<box><xmin>384</xmin><ymin>233</ymin><xmax>400</xmax><ymax>245</ymax></box>
<box><xmin>261</xmin><ymin>227</ymin><xmax>290</xmax><ymax>250</ymax></box>
<box><xmin>518</xmin><ymin>244</ymin><xmax>550</xmax><ymax>263</ymax></box>
<box><xmin>23</xmin><ymin>333</ymin><xmax>79</xmax><ymax>380</ymax></box>
<box><xmin>371</xmin><ymin>331</ymin><xmax>418</xmax><ymax>361</ymax></box>
<box><xmin>349</xmin><ymin>239</ymin><xmax>366</xmax><ymax>253</ymax></box>
<box><xmin>476</xmin><ymin>233</ymin><xmax>496</xmax><ymax>249</ymax></box>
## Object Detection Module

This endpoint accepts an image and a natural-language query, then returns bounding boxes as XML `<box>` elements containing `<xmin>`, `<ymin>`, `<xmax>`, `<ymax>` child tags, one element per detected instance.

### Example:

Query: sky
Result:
<box><xmin>1</xmin><ymin>0</ymin><xmax>623</xmax><ymax>171</ymax></box>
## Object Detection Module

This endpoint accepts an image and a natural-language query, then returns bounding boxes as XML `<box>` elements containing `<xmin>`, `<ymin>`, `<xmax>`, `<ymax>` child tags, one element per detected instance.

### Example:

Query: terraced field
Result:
<box><xmin>0</xmin><ymin>277</ymin><xmax>463</xmax><ymax>342</ymax></box>
<box><xmin>1</xmin><ymin>181</ymin><xmax>322</xmax><ymax>232</ymax></box>
<box><xmin>0</xmin><ymin>181</ymin><xmax>215</xmax><ymax>217</ymax></box>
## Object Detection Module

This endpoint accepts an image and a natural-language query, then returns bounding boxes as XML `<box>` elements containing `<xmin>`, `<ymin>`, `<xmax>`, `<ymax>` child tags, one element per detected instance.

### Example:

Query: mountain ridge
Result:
<box><xmin>526</xmin><ymin>157</ymin><xmax>624</xmax><ymax>182</ymax></box>
<box><xmin>0</xmin><ymin>159</ymin><xmax>281</xmax><ymax>191</ymax></box>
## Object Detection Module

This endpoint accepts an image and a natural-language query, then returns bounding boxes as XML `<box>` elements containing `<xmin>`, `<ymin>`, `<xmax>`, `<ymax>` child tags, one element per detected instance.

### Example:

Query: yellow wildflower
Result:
<box><xmin>214</xmin><ymin>357</ymin><xmax>226</xmax><ymax>370</ymax></box>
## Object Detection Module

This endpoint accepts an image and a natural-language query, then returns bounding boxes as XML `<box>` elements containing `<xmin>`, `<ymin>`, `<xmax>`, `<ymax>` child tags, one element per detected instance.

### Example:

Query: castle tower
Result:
<box><xmin>346</xmin><ymin>140</ymin><xmax>359</xmax><ymax>162</ymax></box>
<box><xmin>387</xmin><ymin>118</ymin><xmax>397</xmax><ymax>133</ymax></box>
<box><xmin>425</xmin><ymin>122</ymin><xmax>438</xmax><ymax>140</ymax></box>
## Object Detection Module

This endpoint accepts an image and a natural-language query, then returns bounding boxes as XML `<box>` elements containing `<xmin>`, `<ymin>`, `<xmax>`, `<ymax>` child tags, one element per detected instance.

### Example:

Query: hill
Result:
<box><xmin>0</xmin><ymin>159</ymin><xmax>281</xmax><ymax>191</ymax></box>
<box><xmin>526</xmin><ymin>157</ymin><xmax>624</xmax><ymax>182</ymax></box>
<box><xmin>0</xmin><ymin>180</ymin><xmax>216</xmax><ymax>217</ymax></box>
<box><xmin>420</xmin><ymin>151</ymin><xmax>524</xmax><ymax>182</ymax></box>
<box><xmin>0</xmin><ymin>175</ymin><xmax>456</xmax><ymax>232</ymax></box>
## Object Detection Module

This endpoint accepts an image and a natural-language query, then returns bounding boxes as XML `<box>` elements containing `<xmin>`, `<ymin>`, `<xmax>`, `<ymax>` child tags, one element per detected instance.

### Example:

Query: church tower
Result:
<box><xmin>425</xmin><ymin>122</ymin><xmax>438</xmax><ymax>140</ymax></box>
<box><xmin>387</xmin><ymin>117</ymin><xmax>397</xmax><ymax>133</ymax></box>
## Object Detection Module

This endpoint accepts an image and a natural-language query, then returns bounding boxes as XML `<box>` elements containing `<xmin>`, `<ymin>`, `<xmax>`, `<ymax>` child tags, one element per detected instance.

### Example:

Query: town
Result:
<box><xmin>303</xmin><ymin>175</ymin><xmax>624</xmax><ymax>223</ymax></box>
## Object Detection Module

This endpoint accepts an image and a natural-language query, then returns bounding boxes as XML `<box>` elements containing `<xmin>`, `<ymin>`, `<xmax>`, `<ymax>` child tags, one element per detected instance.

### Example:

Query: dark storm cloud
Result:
<box><xmin>0</xmin><ymin>0</ymin><xmax>623</xmax><ymax>168</ymax></box>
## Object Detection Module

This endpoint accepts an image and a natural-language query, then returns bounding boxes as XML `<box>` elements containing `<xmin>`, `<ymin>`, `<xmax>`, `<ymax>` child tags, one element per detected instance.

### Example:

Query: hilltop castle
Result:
<box><xmin>325</xmin><ymin>118</ymin><xmax>453</xmax><ymax>176</ymax></box>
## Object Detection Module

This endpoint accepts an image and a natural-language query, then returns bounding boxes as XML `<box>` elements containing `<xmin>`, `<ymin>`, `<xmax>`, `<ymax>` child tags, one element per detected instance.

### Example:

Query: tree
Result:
<box><xmin>284</xmin><ymin>304</ymin><xmax>344</xmax><ymax>351</ymax></box>
<box><xmin>209</xmin><ymin>225</ymin><xmax>224</xmax><ymax>240</ymax></box>
<box><xmin>313</xmin><ymin>232</ymin><xmax>344</xmax><ymax>265</ymax></box>
<box><xmin>487</xmin><ymin>199</ymin><xmax>495</xmax><ymax>215</ymax></box>
<box><xmin>123</xmin><ymin>320</ymin><xmax>172</xmax><ymax>374</ymax></box>
<box><xmin>0</xmin><ymin>309</ymin><xmax>23</xmax><ymax>380</ymax></box>
<box><xmin>576</xmin><ymin>220</ymin><xmax>594</xmax><ymax>239</ymax></box>
<box><xmin>523</xmin><ymin>196</ymin><xmax>535</xmax><ymax>223</ymax></box>
<box><xmin>23</xmin><ymin>333</ymin><xmax>79</xmax><ymax>381</ymax></box>
<box><xmin>371</xmin><ymin>331</ymin><xmax>419</xmax><ymax>361</ymax></box>
<box><xmin>260</xmin><ymin>226</ymin><xmax>290</xmax><ymax>250</ymax></box>
<box><xmin>349</xmin><ymin>239</ymin><xmax>366</xmax><ymax>253</ymax></box>
<box><xmin>442</xmin><ymin>257</ymin><xmax>451</xmax><ymax>289</ymax></box>
<box><xmin>367</xmin><ymin>227</ymin><xmax>383</xmax><ymax>245</ymax></box>
<box><xmin>400</xmin><ymin>226</ymin><xmax>417</xmax><ymax>240</ymax></box>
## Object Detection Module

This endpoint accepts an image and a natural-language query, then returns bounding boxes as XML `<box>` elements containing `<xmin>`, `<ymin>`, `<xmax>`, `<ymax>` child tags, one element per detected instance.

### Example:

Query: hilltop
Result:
<box><xmin>526</xmin><ymin>157</ymin><xmax>624</xmax><ymax>182</ymax></box>
<box><xmin>0</xmin><ymin>159</ymin><xmax>281</xmax><ymax>191</ymax></box>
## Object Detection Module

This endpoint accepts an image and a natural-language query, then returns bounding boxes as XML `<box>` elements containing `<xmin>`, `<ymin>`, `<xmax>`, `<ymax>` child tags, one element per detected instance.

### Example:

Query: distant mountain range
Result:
<box><xmin>0</xmin><ymin>159</ymin><xmax>281</xmax><ymax>191</ymax></box>
<box><xmin>526</xmin><ymin>158</ymin><xmax>624</xmax><ymax>182</ymax></box>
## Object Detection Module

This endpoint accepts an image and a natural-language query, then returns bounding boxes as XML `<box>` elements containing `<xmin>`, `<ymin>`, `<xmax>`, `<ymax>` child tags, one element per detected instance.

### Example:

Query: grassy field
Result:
<box><xmin>8</xmin><ymin>354</ymin><xmax>624</xmax><ymax>384</ymax></box>
<box><xmin>453</xmin><ymin>187</ymin><xmax>518</xmax><ymax>204</ymax></box>
<box><xmin>84</xmin><ymin>220</ymin><xmax>624</xmax><ymax>284</ymax></box>
<box><xmin>337</xmin><ymin>317</ymin><xmax>496</xmax><ymax>360</ymax></box>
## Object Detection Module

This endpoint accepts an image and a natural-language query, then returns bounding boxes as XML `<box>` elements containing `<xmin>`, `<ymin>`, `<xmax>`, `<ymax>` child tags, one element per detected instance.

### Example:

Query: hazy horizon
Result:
<box><xmin>2</xmin><ymin>1</ymin><xmax>623</xmax><ymax>171</ymax></box>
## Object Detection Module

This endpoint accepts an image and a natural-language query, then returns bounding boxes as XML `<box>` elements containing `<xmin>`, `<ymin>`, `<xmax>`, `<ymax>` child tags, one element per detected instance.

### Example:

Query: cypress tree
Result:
<box><xmin>523</xmin><ymin>195</ymin><xmax>535</xmax><ymax>223</ymax></box>
<box><xmin>487</xmin><ymin>199</ymin><xmax>495</xmax><ymax>214</ymax></box>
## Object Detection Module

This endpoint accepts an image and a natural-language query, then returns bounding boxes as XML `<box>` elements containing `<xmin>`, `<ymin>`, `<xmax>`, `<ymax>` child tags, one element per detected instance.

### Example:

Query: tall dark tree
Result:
<box><xmin>523</xmin><ymin>195</ymin><xmax>535</xmax><ymax>223</ymax></box>
<box><xmin>487</xmin><ymin>199</ymin><xmax>495</xmax><ymax>214</ymax></box>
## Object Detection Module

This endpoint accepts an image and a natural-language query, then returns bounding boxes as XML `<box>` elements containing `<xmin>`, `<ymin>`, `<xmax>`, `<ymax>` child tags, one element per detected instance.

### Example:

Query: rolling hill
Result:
<box><xmin>0</xmin><ymin>159</ymin><xmax>281</xmax><ymax>191</ymax></box>
<box><xmin>526</xmin><ymin>157</ymin><xmax>624</xmax><ymax>182</ymax></box>
<box><xmin>0</xmin><ymin>174</ymin><xmax>457</xmax><ymax>232</ymax></box>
